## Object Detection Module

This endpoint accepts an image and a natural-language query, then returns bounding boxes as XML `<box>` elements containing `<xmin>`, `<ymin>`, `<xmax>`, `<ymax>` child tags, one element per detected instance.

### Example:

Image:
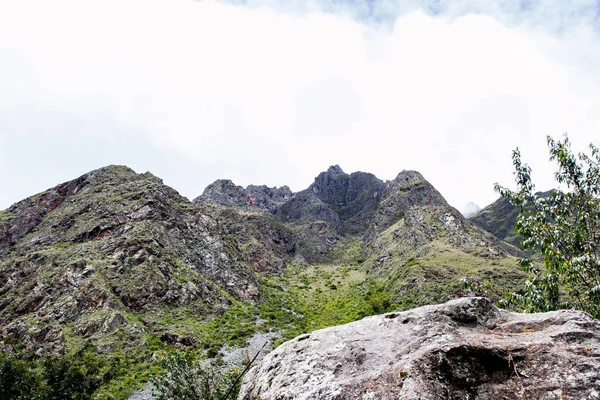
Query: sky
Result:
<box><xmin>1</xmin><ymin>0</ymin><xmax>599</xmax><ymax>213</ymax></box>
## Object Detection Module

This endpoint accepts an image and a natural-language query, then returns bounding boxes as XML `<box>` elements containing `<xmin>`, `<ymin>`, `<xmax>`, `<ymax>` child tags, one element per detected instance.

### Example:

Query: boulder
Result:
<box><xmin>239</xmin><ymin>297</ymin><xmax>600</xmax><ymax>399</ymax></box>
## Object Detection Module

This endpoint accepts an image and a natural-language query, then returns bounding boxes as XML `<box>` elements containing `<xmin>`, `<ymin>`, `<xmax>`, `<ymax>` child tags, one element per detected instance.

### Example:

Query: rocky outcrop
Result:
<box><xmin>277</xmin><ymin>166</ymin><xmax>385</xmax><ymax>235</ymax></box>
<box><xmin>0</xmin><ymin>175</ymin><xmax>88</xmax><ymax>255</ymax></box>
<box><xmin>276</xmin><ymin>191</ymin><xmax>342</xmax><ymax>231</ymax></box>
<box><xmin>194</xmin><ymin>180</ymin><xmax>292</xmax><ymax>213</ymax></box>
<box><xmin>247</xmin><ymin>185</ymin><xmax>293</xmax><ymax>213</ymax></box>
<box><xmin>195</xmin><ymin>179</ymin><xmax>248</xmax><ymax>208</ymax></box>
<box><xmin>239</xmin><ymin>297</ymin><xmax>600</xmax><ymax>400</ymax></box>
<box><xmin>366</xmin><ymin>170</ymin><xmax>448</xmax><ymax>239</ymax></box>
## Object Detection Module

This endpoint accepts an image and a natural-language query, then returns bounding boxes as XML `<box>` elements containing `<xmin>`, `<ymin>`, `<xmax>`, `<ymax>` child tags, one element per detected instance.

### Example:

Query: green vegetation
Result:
<box><xmin>151</xmin><ymin>352</ymin><xmax>240</xmax><ymax>400</ymax></box>
<box><xmin>0</xmin><ymin>346</ymin><xmax>117</xmax><ymax>400</ymax></box>
<box><xmin>497</xmin><ymin>135</ymin><xmax>600</xmax><ymax>317</ymax></box>
<box><xmin>257</xmin><ymin>263</ymin><xmax>393</xmax><ymax>345</ymax></box>
<box><xmin>0</xmin><ymin>209</ymin><xmax>11</xmax><ymax>224</ymax></box>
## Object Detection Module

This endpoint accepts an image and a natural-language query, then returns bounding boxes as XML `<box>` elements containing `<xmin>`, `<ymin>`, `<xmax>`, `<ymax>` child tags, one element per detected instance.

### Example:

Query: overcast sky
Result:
<box><xmin>1</xmin><ymin>0</ymin><xmax>599</xmax><ymax>213</ymax></box>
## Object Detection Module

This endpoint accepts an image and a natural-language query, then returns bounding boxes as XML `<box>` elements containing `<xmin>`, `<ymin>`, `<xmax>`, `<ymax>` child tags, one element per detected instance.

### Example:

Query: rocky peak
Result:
<box><xmin>367</xmin><ymin>170</ymin><xmax>449</xmax><ymax>238</ymax></box>
<box><xmin>278</xmin><ymin>166</ymin><xmax>385</xmax><ymax>236</ymax></box>
<box><xmin>86</xmin><ymin>164</ymin><xmax>138</xmax><ymax>179</ymax></box>
<box><xmin>310</xmin><ymin>168</ymin><xmax>350</xmax><ymax>206</ymax></box>
<box><xmin>240</xmin><ymin>297</ymin><xmax>600</xmax><ymax>400</ymax></box>
<box><xmin>0</xmin><ymin>165</ymin><xmax>164</xmax><ymax>256</ymax></box>
<box><xmin>0</xmin><ymin>165</ymin><xmax>260</xmax><ymax>354</ymax></box>
<box><xmin>194</xmin><ymin>180</ymin><xmax>292</xmax><ymax>213</ymax></box>
<box><xmin>195</xmin><ymin>179</ymin><xmax>247</xmax><ymax>208</ymax></box>
<box><xmin>245</xmin><ymin>185</ymin><xmax>293</xmax><ymax>213</ymax></box>
<box><xmin>387</xmin><ymin>170</ymin><xmax>445</xmax><ymax>203</ymax></box>
<box><xmin>392</xmin><ymin>169</ymin><xmax>424</xmax><ymax>183</ymax></box>
<box><xmin>326</xmin><ymin>165</ymin><xmax>344</xmax><ymax>175</ymax></box>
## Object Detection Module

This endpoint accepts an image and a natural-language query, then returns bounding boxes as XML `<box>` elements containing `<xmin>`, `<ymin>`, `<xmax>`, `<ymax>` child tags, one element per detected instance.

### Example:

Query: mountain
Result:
<box><xmin>0</xmin><ymin>166</ymin><xmax>261</xmax><ymax>351</ymax></box>
<box><xmin>469</xmin><ymin>190</ymin><xmax>554</xmax><ymax>249</ymax></box>
<box><xmin>0</xmin><ymin>165</ymin><xmax>527</xmax><ymax>398</ymax></box>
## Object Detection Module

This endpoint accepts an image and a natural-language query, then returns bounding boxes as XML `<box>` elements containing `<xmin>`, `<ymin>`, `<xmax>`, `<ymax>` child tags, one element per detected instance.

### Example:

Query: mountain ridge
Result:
<box><xmin>0</xmin><ymin>164</ymin><xmax>526</xmax><ymax>398</ymax></box>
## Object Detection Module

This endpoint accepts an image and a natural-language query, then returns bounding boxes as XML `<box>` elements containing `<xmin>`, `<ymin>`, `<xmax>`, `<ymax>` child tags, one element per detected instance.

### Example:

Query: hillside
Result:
<box><xmin>0</xmin><ymin>165</ymin><xmax>526</xmax><ymax>398</ymax></box>
<box><xmin>469</xmin><ymin>190</ymin><xmax>554</xmax><ymax>249</ymax></box>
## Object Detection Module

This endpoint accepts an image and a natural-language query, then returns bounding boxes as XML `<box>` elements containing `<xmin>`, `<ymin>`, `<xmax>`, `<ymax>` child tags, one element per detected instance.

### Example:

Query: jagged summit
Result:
<box><xmin>326</xmin><ymin>164</ymin><xmax>344</xmax><ymax>174</ymax></box>
<box><xmin>193</xmin><ymin>179</ymin><xmax>292</xmax><ymax>213</ymax></box>
<box><xmin>394</xmin><ymin>169</ymin><xmax>423</xmax><ymax>180</ymax></box>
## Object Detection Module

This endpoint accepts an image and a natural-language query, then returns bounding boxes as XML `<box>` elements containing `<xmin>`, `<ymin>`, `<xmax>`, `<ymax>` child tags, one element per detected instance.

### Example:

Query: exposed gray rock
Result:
<box><xmin>220</xmin><ymin>330</ymin><xmax>280</xmax><ymax>369</ymax></box>
<box><xmin>194</xmin><ymin>179</ymin><xmax>292</xmax><ymax>213</ymax></box>
<box><xmin>365</xmin><ymin>170</ymin><xmax>448</xmax><ymax>240</ymax></box>
<box><xmin>128</xmin><ymin>384</ymin><xmax>155</xmax><ymax>400</ymax></box>
<box><xmin>239</xmin><ymin>297</ymin><xmax>600</xmax><ymax>400</ymax></box>
<box><xmin>276</xmin><ymin>191</ymin><xmax>342</xmax><ymax>231</ymax></box>
<box><xmin>194</xmin><ymin>179</ymin><xmax>247</xmax><ymax>208</ymax></box>
<box><xmin>277</xmin><ymin>166</ymin><xmax>385</xmax><ymax>235</ymax></box>
<box><xmin>246</xmin><ymin>185</ymin><xmax>293</xmax><ymax>213</ymax></box>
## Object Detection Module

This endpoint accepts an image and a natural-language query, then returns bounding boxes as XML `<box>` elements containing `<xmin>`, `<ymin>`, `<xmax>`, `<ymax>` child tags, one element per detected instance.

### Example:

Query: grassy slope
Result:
<box><xmin>469</xmin><ymin>197</ymin><xmax>523</xmax><ymax>248</ymax></box>
<box><xmin>99</xmin><ymin>228</ymin><xmax>524</xmax><ymax>398</ymax></box>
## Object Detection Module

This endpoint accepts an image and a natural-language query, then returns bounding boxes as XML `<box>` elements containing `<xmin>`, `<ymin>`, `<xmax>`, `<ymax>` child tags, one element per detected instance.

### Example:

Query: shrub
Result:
<box><xmin>151</xmin><ymin>352</ymin><xmax>240</xmax><ymax>400</ymax></box>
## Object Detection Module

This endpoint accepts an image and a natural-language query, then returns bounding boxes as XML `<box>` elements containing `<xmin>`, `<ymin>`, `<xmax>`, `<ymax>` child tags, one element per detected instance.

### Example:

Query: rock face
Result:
<box><xmin>239</xmin><ymin>297</ymin><xmax>600</xmax><ymax>400</ymax></box>
<box><xmin>366</xmin><ymin>170</ymin><xmax>448</xmax><ymax>239</ymax></box>
<box><xmin>277</xmin><ymin>166</ymin><xmax>385</xmax><ymax>235</ymax></box>
<box><xmin>194</xmin><ymin>179</ymin><xmax>292</xmax><ymax>213</ymax></box>
<box><xmin>195</xmin><ymin>166</ymin><xmax>524</xmax><ymax>302</ymax></box>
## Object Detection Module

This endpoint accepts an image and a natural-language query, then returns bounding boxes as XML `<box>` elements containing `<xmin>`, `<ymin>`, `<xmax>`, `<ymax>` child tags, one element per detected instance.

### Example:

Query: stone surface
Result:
<box><xmin>365</xmin><ymin>170</ymin><xmax>448</xmax><ymax>240</ymax></box>
<box><xmin>194</xmin><ymin>179</ymin><xmax>292</xmax><ymax>213</ymax></box>
<box><xmin>277</xmin><ymin>166</ymin><xmax>385</xmax><ymax>236</ymax></box>
<box><xmin>239</xmin><ymin>297</ymin><xmax>600</xmax><ymax>400</ymax></box>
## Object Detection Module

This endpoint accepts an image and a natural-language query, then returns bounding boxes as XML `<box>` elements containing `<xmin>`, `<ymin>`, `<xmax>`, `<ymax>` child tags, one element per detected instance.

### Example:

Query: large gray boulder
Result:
<box><xmin>239</xmin><ymin>297</ymin><xmax>600</xmax><ymax>399</ymax></box>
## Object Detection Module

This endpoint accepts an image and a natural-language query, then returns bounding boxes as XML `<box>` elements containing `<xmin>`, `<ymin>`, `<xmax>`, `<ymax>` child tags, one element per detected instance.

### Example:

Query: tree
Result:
<box><xmin>496</xmin><ymin>135</ymin><xmax>600</xmax><ymax>318</ymax></box>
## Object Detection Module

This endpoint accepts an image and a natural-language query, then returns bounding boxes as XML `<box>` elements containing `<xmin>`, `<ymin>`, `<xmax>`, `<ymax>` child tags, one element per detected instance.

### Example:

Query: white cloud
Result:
<box><xmin>0</xmin><ymin>0</ymin><xmax>599</xmax><ymax>211</ymax></box>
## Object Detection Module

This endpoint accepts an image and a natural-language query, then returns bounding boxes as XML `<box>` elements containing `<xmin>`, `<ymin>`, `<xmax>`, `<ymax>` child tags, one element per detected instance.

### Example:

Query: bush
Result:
<box><xmin>0</xmin><ymin>353</ymin><xmax>40</xmax><ymax>399</ymax></box>
<box><xmin>0</xmin><ymin>346</ymin><xmax>114</xmax><ymax>400</ymax></box>
<box><xmin>151</xmin><ymin>352</ymin><xmax>240</xmax><ymax>400</ymax></box>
